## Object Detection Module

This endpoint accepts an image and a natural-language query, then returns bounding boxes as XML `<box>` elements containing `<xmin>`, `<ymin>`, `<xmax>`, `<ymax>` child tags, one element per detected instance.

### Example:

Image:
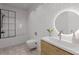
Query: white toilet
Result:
<box><xmin>26</xmin><ymin>39</ymin><xmax>37</xmax><ymax>51</ymax></box>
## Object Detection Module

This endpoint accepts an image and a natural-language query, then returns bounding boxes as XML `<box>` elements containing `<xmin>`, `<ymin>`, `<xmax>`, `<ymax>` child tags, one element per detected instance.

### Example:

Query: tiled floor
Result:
<box><xmin>0</xmin><ymin>43</ymin><xmax>40</xmax><ymax>55</ymax></box>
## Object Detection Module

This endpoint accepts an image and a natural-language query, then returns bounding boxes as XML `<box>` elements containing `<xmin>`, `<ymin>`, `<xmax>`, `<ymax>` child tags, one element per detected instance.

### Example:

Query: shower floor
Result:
<box><xmin>0</xmin><ymin>43</ymin><xmax>39</xmax><ymax>55</ymax></box>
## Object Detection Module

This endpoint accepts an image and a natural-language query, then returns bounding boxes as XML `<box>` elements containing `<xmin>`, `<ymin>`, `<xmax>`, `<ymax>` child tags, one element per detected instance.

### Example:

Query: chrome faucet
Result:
<box><xmin>58</xmin><ymin>31</ymin><xmax>63</xmax><ymax>40</ymax></box>
<box><xmin>71</xmin><ymin>30</ymin><xmax>76</xmax><ymax>40</ymax></box>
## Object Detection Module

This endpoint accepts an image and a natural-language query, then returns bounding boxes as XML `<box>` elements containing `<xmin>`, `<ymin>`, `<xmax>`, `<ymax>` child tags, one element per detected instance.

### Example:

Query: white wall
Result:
<box><xmin>0</xmin><ymin>4</ymin><xmax>29</xmax><ymax>48</ymax></box>
<box><xmin>28</xmin><ymin>3</ymin><xmax>79</xmax><ymax>40</ymax></box>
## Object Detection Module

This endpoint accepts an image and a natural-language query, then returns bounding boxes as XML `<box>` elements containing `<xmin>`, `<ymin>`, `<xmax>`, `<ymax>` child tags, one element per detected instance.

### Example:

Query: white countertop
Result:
<box><xmin>41</xmin><ymin>36</ymin><xmax>79</xmax><ymax>55</ymax></box>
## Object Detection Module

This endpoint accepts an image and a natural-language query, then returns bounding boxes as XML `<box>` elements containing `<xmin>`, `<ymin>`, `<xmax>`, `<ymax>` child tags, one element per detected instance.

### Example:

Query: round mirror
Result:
<box><xmin>55</xmin><ymin>10</ymin><xmax>79</xmax><ymax>34</ymax></box>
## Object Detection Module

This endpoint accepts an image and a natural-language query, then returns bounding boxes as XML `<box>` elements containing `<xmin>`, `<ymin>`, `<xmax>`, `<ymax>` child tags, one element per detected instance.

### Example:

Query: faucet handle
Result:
<box><xmin>60</xmin><ymin>31</ymin><xmax>63</xmax><ymax>33</ymax></box>
<box><xmin>71</xmin><ymin>29</ymin><xmax>74</xmax><ymax>33</ymax></box>
<box><xmin>58</xmin><ymin>31</ymin><xmax>63</xmax><ymax>36</ymax></box>
<box><xmin>59</xmin><ymin>30</ymin><xmax>63</xmax><ymax>34</ymax></box>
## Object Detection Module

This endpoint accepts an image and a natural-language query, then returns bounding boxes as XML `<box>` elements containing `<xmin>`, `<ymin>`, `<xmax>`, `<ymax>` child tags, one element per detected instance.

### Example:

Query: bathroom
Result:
<box><xmin>0</xmin><ymin>3</ymin><xmax>79</xmax><ymax>55</ymax></box>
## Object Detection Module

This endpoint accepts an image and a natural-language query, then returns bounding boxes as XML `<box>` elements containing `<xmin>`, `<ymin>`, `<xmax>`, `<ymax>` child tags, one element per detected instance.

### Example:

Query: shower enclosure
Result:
<box><xmin>0</xmin><ymin>9</ymin><xmax>16</xmax><ymax>39</ymax></box>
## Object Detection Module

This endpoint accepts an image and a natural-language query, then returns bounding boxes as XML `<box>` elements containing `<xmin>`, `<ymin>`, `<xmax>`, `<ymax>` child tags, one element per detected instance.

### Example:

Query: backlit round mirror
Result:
<box><xmin>55</xmin><ymin>9</ymin><xmax>79</xmax><ymax>34</ymax></box>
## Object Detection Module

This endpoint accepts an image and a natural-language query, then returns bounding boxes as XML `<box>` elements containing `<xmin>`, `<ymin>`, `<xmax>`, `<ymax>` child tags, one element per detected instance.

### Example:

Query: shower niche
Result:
<box><xmin>0</xmin><ymin>9</ymin><xmax>16</xmax><ymax>39</ymax></box>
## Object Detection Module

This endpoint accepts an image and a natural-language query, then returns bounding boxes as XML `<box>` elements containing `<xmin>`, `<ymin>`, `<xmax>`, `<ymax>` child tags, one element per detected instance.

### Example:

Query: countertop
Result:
<box><xmin>41</xmin><ymin>36</ymin><xmax>79</xmax><ymax>55</ymax></box>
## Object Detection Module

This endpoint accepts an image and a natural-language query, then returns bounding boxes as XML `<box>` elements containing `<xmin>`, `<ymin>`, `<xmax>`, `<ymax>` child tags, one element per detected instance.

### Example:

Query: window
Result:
<box><xmin>0</xmin><ymin>9</ymin><xmax>16</xmax><ymax>38</ymax></box>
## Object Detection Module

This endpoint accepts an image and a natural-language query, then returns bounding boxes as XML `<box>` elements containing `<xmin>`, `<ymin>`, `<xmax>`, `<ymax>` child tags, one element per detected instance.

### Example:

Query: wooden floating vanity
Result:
<box><xmin>41</xmin><ymin>40</ymin><xmax>73</xmax><ymax>55</ymax></box>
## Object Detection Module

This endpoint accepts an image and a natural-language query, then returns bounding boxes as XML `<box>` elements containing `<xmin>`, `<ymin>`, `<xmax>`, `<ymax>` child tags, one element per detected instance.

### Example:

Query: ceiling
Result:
<box><xmin>1</xmin><ymin>3</ymin><xmax>42</xmax><ymax>11</ymax></box>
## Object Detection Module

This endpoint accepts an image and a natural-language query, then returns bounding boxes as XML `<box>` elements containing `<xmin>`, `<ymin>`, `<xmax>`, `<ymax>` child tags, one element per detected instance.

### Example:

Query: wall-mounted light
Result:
<box><xmin>19</xmin><ymin>24</ymin><xmax>22</xmax><ymax>28</ymax></box>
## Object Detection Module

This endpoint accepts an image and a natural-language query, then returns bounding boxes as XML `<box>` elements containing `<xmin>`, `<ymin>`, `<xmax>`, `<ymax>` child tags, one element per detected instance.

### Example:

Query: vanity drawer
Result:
<box><xmin>41</xmin><ymin>40</ymin><xmax>73</xmax><ymax>55</ymax></box>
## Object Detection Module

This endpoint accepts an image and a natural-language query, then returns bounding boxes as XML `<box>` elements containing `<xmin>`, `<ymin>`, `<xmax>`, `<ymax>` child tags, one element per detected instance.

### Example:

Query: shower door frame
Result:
<box><xmin>0</xmin><ymin>9</ymin><xmax>16</xmax><ymax>39</ymax></box>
